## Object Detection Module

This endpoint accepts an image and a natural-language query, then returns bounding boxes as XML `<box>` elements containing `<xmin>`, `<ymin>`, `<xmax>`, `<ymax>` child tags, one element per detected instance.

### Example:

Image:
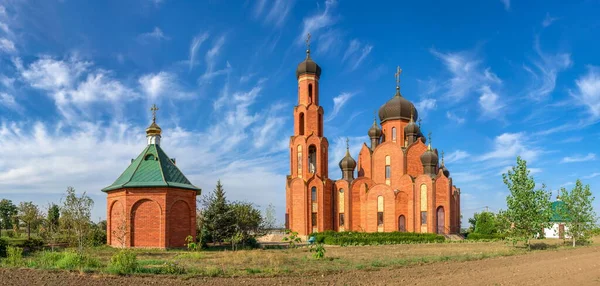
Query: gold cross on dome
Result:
<box><xmin>346</xmin><ymin>137</ymin><xmax>350</xmax><ymax>149</ymax></box>
<box><xmin>306</xmin><ymin>33</ymin><xmax>311</xmax><ymax>54</ymax></box>
<box><xmin>395</xmin><ymin>66</ymin><xmax>402</xmax><ymax>89</ymax></box>
<box><xmin>150</xmin><ymin>104</ymin><xmax>159</xmax><ymax>122</ymax></box>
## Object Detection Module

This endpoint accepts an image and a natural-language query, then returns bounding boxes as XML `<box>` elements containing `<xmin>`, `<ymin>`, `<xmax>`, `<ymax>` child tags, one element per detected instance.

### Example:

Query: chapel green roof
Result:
<box><xmin>550</xmin><ymin>200</ymin><xmax>568</xmax><ymax>223</ymax></box>
<box><xmin>102</xmin><ymin>144</ymin><xmax>201</xmax><ymax>192</ymax></box>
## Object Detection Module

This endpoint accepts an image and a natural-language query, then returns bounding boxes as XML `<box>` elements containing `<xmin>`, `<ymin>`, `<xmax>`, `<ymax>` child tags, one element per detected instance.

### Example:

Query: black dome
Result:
<box><xmin>378</xmin><ymin>89</ymin><xmax>418</xmax><ymax>123</ymax></box>
<box><xmin>296</xmin><ymin>54</ymin><xmax>321</xmax><ymax>78</ymax></box>
<box><xmin>368</xmin><ymin>119</ymin><xmax>382</xmax><ymax>138</ymax></box>
<box><xmin>420</xmin><ymin>149</ymin><xmax>438</xmax><ymax>166</ymax></box>
<box><xmin>441</xmin><ymin>165</ymin><xmax>450</xmax><ymax>177</ymax></box>
<box><xmin>339</xmin><ymin>151</ymin><xmax>357</xmax><ymax>171</ymax></box>
<box><xmin>404</xmin><ymin>118</ymin><xmax>420</xmax><ymax>135</ymax></box>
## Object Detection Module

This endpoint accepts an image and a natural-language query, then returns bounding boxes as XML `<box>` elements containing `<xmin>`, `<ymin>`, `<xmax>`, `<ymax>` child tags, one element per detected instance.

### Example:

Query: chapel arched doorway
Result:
<box><xmin>436</xmin><ymin>206</ymin><xmax>445</xmax><ymax>234</ymax></box>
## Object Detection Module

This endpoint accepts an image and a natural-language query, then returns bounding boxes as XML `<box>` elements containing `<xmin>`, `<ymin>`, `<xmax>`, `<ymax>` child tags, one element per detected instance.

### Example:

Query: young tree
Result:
<box><xmin>18</xmin><ymin>201</ymin><xmax>40</xmax><ymax>240</ymax></box>
<box><xmin>263</xmin><ymin>203</ymin><xmax>277</xmax><ymax>230</ymax></box>
<box><xmin>112</xmin><ymin>215</ymin><xmax>128</xmax><ymax>248</ymax></box>
<box><xmin>201</xmin><ymin>180</ymin><xmax>234</xmax><ymax>244</ymax></box>
<box><xmin>60</xmin><ymin>187</ymin><xmax>94</xmax><ymax>253</ymax></box>
<box><xmin>0</xmin><ymin>199</ymin><xmax>18</xmax><ymax>236</ymax></box>
<box><xmin>559</xmin><ymin>179</ymin><xmax>597</xmax><ymax>247</ymax></box>
<box><xmin>503</xmin><ymin>156</ymin><xmax>552</xmax><ymax>249</ymax></box>
<box><xmin>474</xmin><ymin>211</ymin><xmax>497</xmax><ymax>235</ymax></box>
<box><xmin>495</xmin><ymin>210</ymin><xmax>512</xmax><ymax>234</ymax></box>
<box><xmin>47</xmin><ymin>204</ymin><xmax>60</xmax><ymax>230</ymax></box>
<box><xmin>230</xmin><ymin>202</ymin><xmax>267</xmax><ymax>249</ymax></box>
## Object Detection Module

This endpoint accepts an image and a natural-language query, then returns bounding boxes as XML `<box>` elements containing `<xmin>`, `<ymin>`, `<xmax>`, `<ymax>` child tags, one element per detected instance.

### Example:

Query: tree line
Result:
<box><xmin>467</xmin><ymin>156</ymin><xmax>598</xmax><ymax>248</ymax></box>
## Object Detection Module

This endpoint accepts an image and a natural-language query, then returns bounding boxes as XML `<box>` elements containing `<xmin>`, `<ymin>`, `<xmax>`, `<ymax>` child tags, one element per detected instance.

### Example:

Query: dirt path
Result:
<box><xmin>2</xmin><ymin>246</ymin><xmax>600</xmax><ymax>285</ymax></box>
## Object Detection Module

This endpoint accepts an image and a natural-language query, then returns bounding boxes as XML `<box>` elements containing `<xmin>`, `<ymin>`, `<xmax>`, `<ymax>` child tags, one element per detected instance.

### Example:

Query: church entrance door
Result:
<box><xmin>436</xmin><ymin>207</ymin><xmax>445</xmax><ymax>234</ymax></box>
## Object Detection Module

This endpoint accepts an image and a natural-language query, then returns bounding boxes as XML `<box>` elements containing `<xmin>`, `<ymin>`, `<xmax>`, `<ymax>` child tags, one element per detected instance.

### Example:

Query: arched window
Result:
<box><xmin>311</xmin><ymin>186</ymin><xmax>317</xmax><ymax>202</ymax></box>
<box><xmin>377</xmin><ymin>196</ymin><xmax>384</xmax><ymax>228</ymax></box>
<box><xmin>311</xmin><ymin>186</ymin><xmax>318</xmax><ymax>231</ymax></box>
<box><xmin>398</xmin><ymin>215</ymin><xmax>406</xmax><ymax>232</ymax></box>
<box><xmin>318</xmin><ymin>113</ymin><xmax>323</xmax><ymax>137</ymax></box>
<box><xmin>420</xmin><ymin>184</ymin><xmax>428</xmax><ymax>228</ymax></box>
<box><xmin>339</xmin><ymin>189</ymin><xmax>345</xmax><ymax>228</ymax></box>
<box><xmin>437</xmin><ymin>207</ymin><xmax>445</xmax><ymax>234</ymax></box>
<box><xmin>299</xmin><ymin>113</ymin><xmax>305</xmax><ymax>135</ymax></box>
<box><xmin>297</xmin><ymin>145</ymin><xmax>303</xmax><ymax>177</ymax></box>
<box><xmin>308</xmin><ymin>84</ymin><xmax>313</xmax><ymax>104</ymax></box>
<box><xmin>385</xmin><ymin>155</ymin><xmax>391</xmax><ymax>185</ymax></box>
<box><xmin>392</xmin><ymin>127</ymin><xmax>397</xmax><ymax>141</ymax></box>
<box><xmin>308</xmin><ymin>145</ymin><xmax>317</xmax><ymax>174</ymax></box>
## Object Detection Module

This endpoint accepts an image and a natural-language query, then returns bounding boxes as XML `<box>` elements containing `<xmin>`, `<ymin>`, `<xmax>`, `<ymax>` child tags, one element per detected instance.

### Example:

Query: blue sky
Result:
<box><xmin>0</xmin><ymin>0</ymin><xmax>599</xmax><ymax>226</ymax></box>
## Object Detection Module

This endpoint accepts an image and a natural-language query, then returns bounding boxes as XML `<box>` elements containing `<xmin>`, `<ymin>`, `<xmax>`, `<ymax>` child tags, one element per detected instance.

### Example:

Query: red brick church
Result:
<box><xmin>103</xmin><ymin>105</ymin><xmax>200</xmax><ymax>248</ymax></box>
<box><xmin>286</xmin><ymin>42</ymin><xmax>461</xmax><ymax>236</ymax></box>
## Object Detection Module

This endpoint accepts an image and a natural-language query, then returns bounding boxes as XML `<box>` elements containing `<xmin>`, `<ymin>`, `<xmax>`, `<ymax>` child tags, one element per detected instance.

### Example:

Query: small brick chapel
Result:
<box><xmin>102</xmin><ymin>105</ymin><xmax>201</xmax><ymax>248</ymax></box>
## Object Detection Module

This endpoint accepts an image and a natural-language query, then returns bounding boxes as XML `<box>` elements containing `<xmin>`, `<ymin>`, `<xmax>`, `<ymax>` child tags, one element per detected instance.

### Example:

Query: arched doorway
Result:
<box><xmin>109</xmin><ymin>201</ymin><xmax>125</xmax><ymax>247</ymax></box>
<box><xmin>436</xmin><ymin>206</ymin><xmax>445</xmax><ymax>234</ymax></box>
<box><xmin>169</xmin><ymin>200</ymin><xmax>191</xmax><ymax>247</ymax></box>
<box><xmin>131</xmin><ymin>199</ymin><xmax>161</xmax><ymax>247</ymax></box>
<box><xmin>398</xmin><ymin>215</ymin><xmax>406</xmax><ymax>232</ymax></box>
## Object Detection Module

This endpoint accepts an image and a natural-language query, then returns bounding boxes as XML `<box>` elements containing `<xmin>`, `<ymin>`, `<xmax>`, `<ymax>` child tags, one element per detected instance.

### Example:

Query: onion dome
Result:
<box><xmin>378</xmin><ymin>66</ymin><xmax>418</xmax><ymax>123</ymax></box>
<box><xmin>440</xmin><ymin>151</ymin><xmax>450</xmax><ymax>177</ymax></box>
<box><xmin>404</xmin><ymin>109</ymin><xmax>420</xmax><ymax>135</ymax></box>
<box><xmin>420</xmin><ymin>148</ymin><xmax>438</xmax><ymax>166</ymax></box>
<box><xmin>368</xmin><ymin>118</ymin><xmax>382</xmax><ymax>138</ymax></box>
<box><xmin>146</xmin><ymin>104</ymin><xmax>162</xmax><ymax>145</ymax></box>
<box><xmin>339</xmin><ymin>145</ymin><xmax>357</xmax><ymax>171</ymax></box>
<box><xmin>296</xmin><ymin>33</ymin><xmax>321</xmax><ymax>78</ymax></box>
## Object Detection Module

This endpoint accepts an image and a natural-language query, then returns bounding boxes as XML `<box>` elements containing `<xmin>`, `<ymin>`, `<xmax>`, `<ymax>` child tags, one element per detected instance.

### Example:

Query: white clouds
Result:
<box><xmin>582</xmin><ymin>172</ymin><xmax>600</xmax><ymax>180</ymax></box>
<box><xmin>341</xmin><ymin>39</ymin><xmax>372</xmax><ymax>71</ymax></box>
<box><xmin>431</xmin><ymin>49</ymin><xmax>501</xmax><ymax>102</ymax></box>
<box><xmin>500</xmin><ymin>0</ymin><xmax>510</xmax><ymax>10</ymax></box>
<box><xmin>139</xmin><ymin>72</ymin><xmax>192</xmax><ymax>101</ymax></box>
<box><xmin>523</xmin><ymin>38</ymin><xmax>572</xmax><ymax>101</ymax></box>
<box><xmin>0</xmin><ymin>37</ymin><xmax>15</xmax><ymax>53</ymax></box>
<box><xmin>0</xmin><ymin>92</ymin><xmax>21</xmax><ymax>111</ymax></box>
<box><xmin>542</xmin><ymin>13</ymin><xmax>559</xmax><ymax>27</ymax></box>
<box><xmin>138</xmin><ymin>27</ymin><xmax>169</xmax><ymax>42</ymax></box>
<box><xmin>446</xmin><ymin>111</ymin><xmax>465</xmax><ymax>124</ymax></box>
<box><xmin>478</xmin><ymin>132</ymin><xmax>541</xmax><ymax>163</ymax></box>
<box><xmin>189</xmin><ymin>32</ymin><xmax>209</xmax><ymax>71</ymax></box>
<box><xmin>478</xmin><ymin>85</ymin><xmax>504</xmax><ymax>116</ymax></box>
<box><xmin>199</xmin><ymin>35</ymin><xmax>229</xmax><ymax>84</ymax></box>
<box><xmin>326</xmin><ymin>92</ymin><xmax>354</xmax><ymax>122</ymax></box>
<box><xmin>327</xmin><ymin>135</ymin><xmax>366</xmax><ymax>176</ymax></box>
<box><xmin>444</xmin><ymin>150</ymin><xmax>470</xmax><ymax>164</ymax></box>
<box><xmin>570</xmin><ymin>66</ymin><xmax>600</xmax><ymax>119</ymax></box>
<box><xmin>415</xmin><ymin>98</ymin><xmax>437</xmax><ymax>116</ymax></box>
<box><xmin>15</xmin><ymin>56</ymin><xmax>135</xmax><ymax>119</ymax></box>
<box><xmin>561</xmin><ymin>153</ymin><xmax>596</xmax><ymax>163</ymax></box>
<box><xmin>254</xmin><ymin>0</ymin><xmax>294</xmax><ymax>28</ymax></box>
<box><xmin>299</xmin><ymin>0</ymin><xmax>337</xmax><ymax>43</ymax></box>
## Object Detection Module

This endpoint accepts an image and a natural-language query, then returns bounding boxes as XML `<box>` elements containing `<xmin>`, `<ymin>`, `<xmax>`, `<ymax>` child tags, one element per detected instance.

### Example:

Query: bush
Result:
<box><xmin>312</xmin><ymin>231</ymin><xmax>445</xmax><ymax>246</ymax></box>
<box><xmin>466</xmin><ymin>233</ymin><xmax>506</xmax><ymax>240</ymax></box>
<box><xmin>36</xmin><ymin>251</ymin><xmax>64</xmax><ymax>268</ymax></box>
<box><xmin>89</xmin><ymin>226</ymin><xmax>107</xmax><ymax>247</ymax></box>
<box><xmin>108</xmin><ymin>250</ymin><xmax>138</xmax><ymax>275</ymax></box>
<box><xmin>161</xmin><ymin>262</ymin><xmax>185</xmax><ymax>274</ymax></box>
<box><xmin>5</xmin><ymin>246</ymin><xmax>24</xmax><ymax>266</ymax></box>
<box><xmin>23</xmin><ymin>238</ymin><xmax>45</xmax><ymax>252</ymax></box>
<box><xmin>55</xmin><ymin>250</ymin><xmax>101</xmax><ymax>270</ymax></box>
<box><xmin>0</xmin><ymin>238</ymin><xmax>7</xmax><ymax>258</ymax></box>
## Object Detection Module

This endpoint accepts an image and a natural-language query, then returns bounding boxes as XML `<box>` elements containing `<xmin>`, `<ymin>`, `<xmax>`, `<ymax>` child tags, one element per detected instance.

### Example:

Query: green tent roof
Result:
<box><xmin>102</xmin><ymin>144</ymin><xmax>201</xmax><ymax>192</ymax></box>
<box><xmin>550</xmin><ymin>200</ymin><xmax>568</xmax><ymax>222</ymax></box>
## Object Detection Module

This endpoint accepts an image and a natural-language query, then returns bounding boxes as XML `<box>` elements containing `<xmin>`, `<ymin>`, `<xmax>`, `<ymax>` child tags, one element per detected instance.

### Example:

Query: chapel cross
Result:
<box><xmin>346</xmin><ymin>137</ymin><xmax>350</xmax><ymax>150</ymax></box>
<box><xmin>151</xmin><ymin>104</ymin><xmax>159</xmax><ymax>122</ymax></box>
<box><xmin>395</xmin><ymin>66</ymin><xmax>402</xmax><ymax>89</ymax></box>
<box><xmin>306</xmin><ymin>33</ymin><xmax>311</xmax><ymax>55</ymax></box>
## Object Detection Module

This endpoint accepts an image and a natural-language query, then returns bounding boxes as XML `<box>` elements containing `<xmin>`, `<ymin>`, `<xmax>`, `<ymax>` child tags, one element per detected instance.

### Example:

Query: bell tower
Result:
<box><xmin>286</xmin><ymin>33</ymin><xmax>333</xmax><ymax>235</ymax></box>
<box><xmin>291</xmin><ymin>33</ymin><xmax>328</xmax><ymax>179</ymax></box>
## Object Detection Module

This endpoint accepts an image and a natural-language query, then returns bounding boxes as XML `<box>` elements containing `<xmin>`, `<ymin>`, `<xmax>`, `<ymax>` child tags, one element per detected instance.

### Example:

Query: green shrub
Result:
<box><xmin>312</xmin><ymin>231</ymin><xmax>445</xmax><ymax>246</ymax></box>
<box><xmin>36</xmin><ymin>251</ymin><xmax>64</xmax><ymax>268</ymax></box>
<box><xmin>89</xmin><ymin>227</ymin><xmax>107</xmax><ymax>247</ymax></box>
<box><xmin>0</xmin><ymin>238</ymin><xmax>7</xmax><ymax>258</ymax></box>
<box><xmin>466</xmin><ymin>233</ymin><xmax>506</xmax><ymax>240</ymax></box>
<box><xmin>55</xmin><ymin>250</ymin><xmax>101</xmax><ymax>270</ymax></box>
<box><xmin>5</xmin><ymin>246</ymin><xmax>24</xmax><ymax>266</ymax></box>
<box><xmin>310</xmin><ymin>243</ymin><xmax>326</xmax><ymax>259</ymax></box>
<box><xmin>161</xmin><ymin>262</ymin><xmax>186</xmax><ymax>274</ymax></box>
<box><xmin>23</xmin><ymin>238</ymin><xmax>45</xmax><ymax>252</ymax></box>
<box><xmin>107</xmin><ymin>250</ymin><xmax>138</xmax><ymax>275</ymax></box>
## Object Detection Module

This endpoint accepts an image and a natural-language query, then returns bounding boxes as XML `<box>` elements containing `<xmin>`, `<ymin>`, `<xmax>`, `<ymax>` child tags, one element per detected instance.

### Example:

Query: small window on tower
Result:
<box><xmin>308</xmin><ymin>84</ymin><xmax>313</xmax><ymax>104</ymax></box>
<box><xmin>385</xmin><ymin>165</ymin><xmax>391</xmax><ymax>179</ymax></box>
<box><xmin>299</xmin><ymin>113</ymin><xmax>305</xmax><ymax>135</ymax></box>
<box><xmin>392</xmin><ymin>127</ymin><xmax>397</xmax><ymax>141</ymax></box>
<box><xmin>311</xmin><ymin>187</ymin><xmax>317</xmax><ymax>202</ymax></box>
<box><xmin>144</xmin><ymin>154</ymin><xmax>155</xmax><ymax>161</ymax></box>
